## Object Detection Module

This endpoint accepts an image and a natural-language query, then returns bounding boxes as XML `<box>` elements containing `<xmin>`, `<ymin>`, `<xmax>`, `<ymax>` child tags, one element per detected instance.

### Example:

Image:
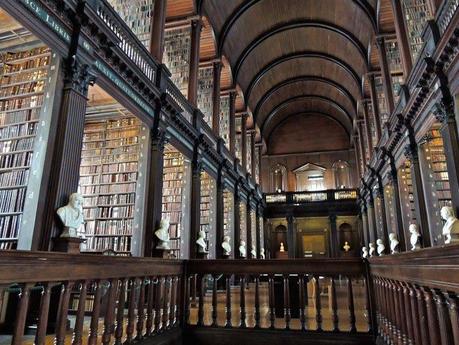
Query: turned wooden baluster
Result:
<box><xmin>330</xmin><ymin>277</ymin><xmax>339</xmax><ymax>332</ymax></box>
<box><xmin>392</xmin><ymin>280</ymin><xmax>403</xmax><ymax>344</ymax></box>
<box><xmin>313</xmin><ymin>275</ymin><xmax>322</xmax><ymax>331</ymax></box>
<box><xmin>136</xmin><ymin>278</ymin><xmax>146</xmax><ymax>339</ymax></box>
<box><xmin>402</xmin><ymin>282</ymin><xmax>415</xmax><ymax>344</ymax></box>
<box><xmin>421</xmin><ymin>287</ymin><xmax>440</xmax><ymax>345</ymax></box>
<box><xmin>102</xmin><ymin>279</ymin><xmax>119</xmax><ymax>345</ymax></box>
<box><xmin>347</xmin><ymin>277</ymin><xmax>356</xmax><ymax>333</ymax></box>
<box><xmin>88</xmin><ymin>280</ymin><xmax>103</xmax><ymax>345</ymax></box>
<box><xmin>145</xmin><ymin>277</ymin><xmax>155</xmax><ymax>336</ymax></box>
<box><xmin>398</xmin><ymin>280</ymin><xmax>409</xmax><ymax>344</ymax></box>
<box><xmin>125</xmin><ymin>279</ymin><xmax>138</xmax><ymax>344</ymax></box>
<box><xmin>184</xmin><ymin>276</ymin><xmax>191</xmax><ymax>325</ymax></box>
<box><xmin>154</xmin><ymin>277</ymin><xmax>163</xmax><ymax>332</ymax></box>
<box><xmin>299</xmin><ymin>275</ymin><xmax>307</xmax><ymax>331</ymax></box>
<box><xmin>72</xmin><ymin>281</ymin><xmax>88</xmax><ymax>345</ymax></box>
<box><xmin>115</xmin><ymin>279</ymin><xmax>127</xmax><ymax>345</ymax></box>
<box><xmin>283</xmin><ymin>274</ymin><xmax>291</xmax><ymax>330</ymax></box>
<box><xmin>209</xmin><ymin>275</ymin><xmax>217</xmax><ymax>327</ymax></box>
<box><xmin>11</xmin><ymin>283</ymin><xmax>33</xmax><ymax>345</ymax></box>
<box><xmin>240</xmin><ymin>275</ymin><xmax>247</xmax><ymax>328</ymax></box>
<box><xmin>408</xmin><ymin>285</ymin><xmax>421</xmax><ymax>345</ymax></box>
<box><xmin>34</xmin><ymin>283</ymin><xmax>52</xmax><ymax>345</ymax></box>
<box><xmin>269</xmin><ymin>274</ymin><xmax>275</xmax><ymax>329</ymax></box>
<box><xmin>432</xmin><ymin>289</ymin><xmax>453</xmax><ymax>345</ymax></box>
<box><xmin>162</xmin><ymin>277</ymin><xmax>171</xmax><ymax>329</ymax></box>
<box><xmin>254</xmin><ymin>274</ymin><xmax>261</xmax><ymax>329</ymax></box>
<box><xmin>379</xmin><ymin>278</ymin><xmax>388</xmax><ymax>341</ymax></box>
<box><xmin>364</xmin><ymin>277</ymin><xmax>373</xmax><ymax>334</ymax></box>
<box><xmin>444</xmin><ymin>292</ymin><xmax>459</xmax><ymax>345</ymax></box>
<box><xmin>55</xmin><ymin>281</ymin><xmax>75</xmax><ymax>345</ymax></box>
<box><xmin>225</xmin><ymin>275</ymin><xmax>232</xmax><ymax>328</ymax></box>
<box><xmin>197</xmin><ymin>275</ymin><xmax>205</xmax><ymax>327</ymax></box>
<box><xmin>169</xmin><ymin>277</ymin><xmax>177</xmax><ymax>327</ymax></box>
<box><xmin>415</xmin><ymin>286</ymin><xmax>430</xmax><ymax>345</ymax></box>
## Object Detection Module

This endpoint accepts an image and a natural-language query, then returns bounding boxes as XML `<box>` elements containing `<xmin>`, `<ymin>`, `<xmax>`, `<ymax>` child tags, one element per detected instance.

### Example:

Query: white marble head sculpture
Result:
<box><xmin>57</xmin><ymin>193</ymin><xmax>84</xmax><ymax>238</ymax></box>
<box><xmin>441</xmin><ymin>206</ymin><xmax>459</xmax><ymax>244</ymax></box>
<box><xmin>155</xmin><ymin>218</ymin><xmax>171</xmax><ymax>250</ymax></box>
<box><xmin>196</xmin><ymin>230</ymin><xmax>207</xmax><ymax>253</ymax></box>
<box><xmin>368</xmin><ymin>242</ymin><xmax>375</xmax><ymax>257</ymax></box>
<box><xmin>376</xmin><ymin>239</ymin><xmax>385</xmax><ymax>256</ymax></box>
<box><xmin>409</xmin><ymin>223</ymin><xmax>420</xmax><ymax>250</ymax></box>
<box><xmin>362</xmin><ymin>247</ymin><xmax>368</xmax><ymax>259</ymax></box>
<box><xmin>389</xmin><ymin>233</ymin><xmax>399</xmax><ymax>254</ymax></box>
<box><xmin>222</xmin><ymin>236</ymin><xmax>231</xmax><ymax>256</ymax></box>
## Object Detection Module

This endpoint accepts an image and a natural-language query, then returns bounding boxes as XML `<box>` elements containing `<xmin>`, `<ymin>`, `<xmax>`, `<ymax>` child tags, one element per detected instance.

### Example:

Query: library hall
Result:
<box><xmin>0</xmin><ymin>0</ymin><xmax>458</xmax><ymax>344</ymax></box>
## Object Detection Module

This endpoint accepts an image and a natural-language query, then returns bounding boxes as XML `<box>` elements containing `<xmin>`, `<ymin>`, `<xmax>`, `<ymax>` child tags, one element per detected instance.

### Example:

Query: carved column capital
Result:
<box><xmin>434</xmin><ymin>99</ymin><xmax>455</xmax><ymax>124</ymax></box>
<box><xmin>63</xmin><ymin>56</ymin><xmax>96</xmax><ymax>95</ymax></box>
<box><xmin>151</xmin><ymin>127</ymin><xmax>170</xmax><ymax>152</ymax></box>
<box><xmin>404</xmin><ymin>143</ymin><xmax>419</xmax><ymax>162</ymax></box>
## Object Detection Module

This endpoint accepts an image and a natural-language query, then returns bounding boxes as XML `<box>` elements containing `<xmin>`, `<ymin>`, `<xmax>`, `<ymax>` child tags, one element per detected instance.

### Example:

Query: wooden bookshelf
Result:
<box><xmin>367</xmin><ymin>102</ymin><xmax>378</xmax><ymax>148</ymax></box>
<box><xmin>0</xmin><ymin>46</ymin><xmax>52</xmax><ymax>250</ymax></box>
<box><xmin>384</xmin><ymin>39</ymin><xmax>404</xmax><ymax>104</ymax></box>
<box><xmin>398</xmin><ymin>161</ymin><xmax>417</xmax><ymax>236</ymax></box>
<box><xmin>239</xmin><ymin>201</ymin><xmax>247</xmax><ymax>245</ymax></box>
<box><xmin>223</xmin><ymin>190</ymin><xmax>234</xmax><ymax>241</ymax></box>
<box><xmin>164</xmin><ymin>26</ymin><xmax>191</xmax><ymax>98</ymax></box>
<box><xmin>107</xmin><ymin>0</ymin><xmax>154</xmax><ymax>49</ymax></box>
<box><xmin>78</xmin><ymin>115</ymin><xmax>147</xmax><ymax>255</ymax></box>
<box><xmin>197</xmin><ymin>66</ymin><xmax>213</xmax><ymax>127</ymax></box>
<box><xmin>235</xmin><ymin>117</ymin><xmax>242</xmax><ymax>161</ymax></box>
<box><xmin>162</xmin><ymin>145</ymin><xmax>191</xmax><ymax>259</ymax></box>
<box><xmin>401</xmin><ymin>0</ymin><xmax>432</xmax><ymax>62</ymax></box>
<box><xmin>246</xmin><ymin>133</ymin><xmax>252</xmax><ymax>173</ymax></box>
<box><xmin>420</xmin><ymin>126</ymin><xmax>452</xmax><ymax>244</ymax></box>
<box><xmin>200</xmin><ymin>171</ymin><xmax>216</xmax><ymax>258</ymax></box>
<box><xmin>374</xmin><ymin>194</ymin><xmax>385</xmax><ymax>240</ymax></box>
<box><xmin>375</xmin><ymin>75</ymin><xmax>389</xmax><ymax>126</ymax></box>
<box><xmin>259</xmin><ymin>215</ymin><xmax>264</xmax><ymax>253</ymax></box>
<box><xmin>250</xmin><ymin>209</ymin><xmax>256</xmax><ymax>254</ymax></box>
<box><xmin>384</xmin><ymin>184</ymin><xmax>397</xmax><ymax>236</ymax></box>
<box><xmin>254</xmin><ymin>146</ymin><xmax>260</xmax><ymax>184</ymax></box>
<box><xmin>219</xmin><ymin>95</ymin><xmax>230</xmax><ymax>149</ymax></box>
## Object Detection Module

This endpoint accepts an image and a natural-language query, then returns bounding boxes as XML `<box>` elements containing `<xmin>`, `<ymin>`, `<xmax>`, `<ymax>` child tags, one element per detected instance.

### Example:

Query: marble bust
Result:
<box><xmin>368</xmin><ymin>242</ymin><xmax>375</xmax><ymax>257</ymax></box>
<box><xmin>260</xmin><ymin>248</ymin><xmax>265</xmax><ymax>259</ymax></box>
<box><xmin>57</xmin><ymin>193</ymin><xmax>84</xmax><ymax>238</ymax></box>
<box><xmin>239</xmin><ymin>240</ymin><xmax>247</xmax><ymax>258</ymax></box>
<box><xmin>376</xmin><ymin>239</ymin><xmax>385</xmax><ymax>256</ymax></box>
<box><xmin>389</xmin><ymin>233</ymin><xmax>399</xmax><ymax>254</ymax></box>
<box><xmin>279</xmin><ymin>242</ymin><xmax>285</xmax><ymax>252</ymax></box>
<box><xmin>409</xmin><ymin>224</ymin><xmax>421</xmax><ymax>250</ymax></box>
<box><xmin>222</xmin><ymin>236</ymin><xmax>231</xmax><ymax>256</ymax></box>
<box><xmin>441</xmin><ymin>206</ymin><xmax>459</xmax><ymax>244</ymax></box>
<box><xmin>362</xmin><ymin>246</ymin><xmax>368</xmax><ymax>259</ymax></box>
<box><xmin>250</xmin><ymin>245</ymin><xmax>257</xmax><ymax>258</ymax></box>
<box><xmin>343</xmin><ymin>241</ymin><xmax>351</xmax><ymax>252</ymax></box>
<box><xmin>196</xmin><ymin>230</ymin><xmax>208</xmax><ymax>253</ymax></box>
<box><xmin>155</xmin><ymin>219</ymin><xmax>171</xmax><ymax>250</ymax></box>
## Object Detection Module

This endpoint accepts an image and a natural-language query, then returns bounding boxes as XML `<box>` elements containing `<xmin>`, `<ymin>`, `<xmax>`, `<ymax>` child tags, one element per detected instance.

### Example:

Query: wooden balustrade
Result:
<box><xmin>0</xmin><ymin>251</ymin><xmax>183</xmax><ymax>345</ymax></box>
<box><xmin>369</xmin><ymin>244</ymin><xmax>459</xmax><ymax>345</ymax></box>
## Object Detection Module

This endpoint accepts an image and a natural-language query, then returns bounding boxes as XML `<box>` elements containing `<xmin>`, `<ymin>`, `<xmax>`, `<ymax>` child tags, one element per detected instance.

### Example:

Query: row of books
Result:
<box><xmin>0</xmin><ymin>169</ymin><xmax>29</xmax><ymax>186</ymax></box>
<box><xmin>197</xmin><ymin>67</ymin><xmax>214</xmax><ymax>127</ymax></box>
<box><xmin>0</xmin><ymin>121</ymin><xmax>37</xmax><ymax>138</ymax></box>
<box><xmin>85</xmin><ymin>235</ymin><xmax>131</xmax><ymax>252</ymax></box>
<box><xmin>0</xmin><ymin>95</ymin><xmax>45</xmax><ymax>111</ymax></box>
<box><xmin>84</xmin><ymin>193</ymin><xmax>136</xmax><ymax>206</ymax></box>
<box><xmin>0</xmin><ymin>151</ymin><xmax>33</xmax><ymax>169</ymax></box>
<box><xmin>0</xmin><ymin>214</ymin><xmax>22</xmax><ymax>240</ymax></box>
<box><xmin>0</xmin><ymin>180</ymin><xmax>26</xmax><ymax>214</ymax></box>
<box><xmin>1</xmin><ymin>69</ymin><xmax>48</xmax><ymax>85</ymax></box>
<box><xmin>0</xmin><ymin>80</ymin><xmax>47</xmax><ymax>98</ymax></box>
<box><xmin>0</xmin><ymin>108</ymin><xmax>41</xmax><ymax>126</ymax></box>
<box><xmin>223</xmin><ymin>191</ymin><xmax>233</xmax><ymax>237</ymax></box>
<box><xmin>85</xmin><ymin>218</ymin><xmax>135</xmax><ymax>232</ymax></box>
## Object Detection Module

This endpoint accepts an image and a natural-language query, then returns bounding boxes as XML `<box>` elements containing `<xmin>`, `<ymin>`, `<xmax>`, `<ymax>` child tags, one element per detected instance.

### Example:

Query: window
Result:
<box><xmin>332</xmin><ymin>160</ymin><xmax>351</xmax><ymax>189</ymax></box>
<box><xmin>293</xmin><ymin>163</ymin><xmax>326</xmax><ymax>192</ymax></box>
<box><xmin>271</xmin><ymin>164</ymin><xmax>287</xmax><ymax>193</ymax></box>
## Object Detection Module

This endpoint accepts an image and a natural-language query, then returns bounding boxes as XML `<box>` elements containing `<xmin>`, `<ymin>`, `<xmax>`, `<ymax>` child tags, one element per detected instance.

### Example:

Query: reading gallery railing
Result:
<box><xmin>369</xmin><ymin>244</ymin><xmax>459</xmax><ymax>345</ymax></box>
<box><xmin>264</xmin><ymin>189</ymin><xmax>358</xmax><ymax>204</ymax></box>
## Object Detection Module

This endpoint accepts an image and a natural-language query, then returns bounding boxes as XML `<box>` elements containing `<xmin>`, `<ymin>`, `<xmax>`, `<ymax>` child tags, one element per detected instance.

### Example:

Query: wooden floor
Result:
<box><xmin>0</xmin><ymin>278</ymin><xmax>369</xmax><ymax>344</ymax></box>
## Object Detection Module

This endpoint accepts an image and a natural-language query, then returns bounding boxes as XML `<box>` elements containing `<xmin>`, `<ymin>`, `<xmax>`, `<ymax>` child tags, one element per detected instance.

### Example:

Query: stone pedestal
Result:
<box><xmin>196</xmin><ymin>252</ymin><xmax>209</xmax><ymax>259</ymax></box>
<box><xmin>275</xmin><ymin>251</ymin><xmax>289</xmax><ymax>260</ymax></box>
<box><xmin>53</xmin><ymin>237</ymin><xmax>85</xmax><ymax>254</ymax></box>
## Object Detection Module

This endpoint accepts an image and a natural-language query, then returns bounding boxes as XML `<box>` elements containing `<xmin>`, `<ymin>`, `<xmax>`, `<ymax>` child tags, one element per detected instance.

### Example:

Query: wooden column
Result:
<box><xmin>187</xmin><ymin>19</ymin><xmax>202</xmax><ymax>106</ymax></box>
<box><xmin>251</xmin><ymin>132</ymin><xmax>256</xmax><ymax>177</ymax></box>
<box><xmin>434</xmin><ymin>74</ymin><xmax>459</xmax><ymax>215</ymax></box>
<box><xmin>256</xmin><ymin>203</ymin><xmax>261</xmax><ymax>258</ymax></box>
<box><xmin>258</xmin><ymin>144</ymin><xmax>263</xmax><ymax>187</ymax></box>
<box><xmin>246</xmin><ymin>197</ymin><xmax>252</xmax><ymax>259</ymax></box>
<box><xmin>329</xmin><ymin>214</ymin><xmax>338</xmax><ymax>257</ymax></box>
<box><xmin>368</xmin><ymin>74</ymin><xmax>382</xmax><ymax>141</ymax></box>
<box><xmin>384</xmin><ymin>151</ymin><xmax>407</xmax><ymax>251</ymax></box>
<box><xmin>189</xmin><ymin>154</ymin><xmax>203</xmax><ymax>259</ymax></box>
<box><xmin>376</xmin><ymin>36</ymin><xmax>395</xmax><ymax>114</ymax></box>
<box><xmin>404</xmin><ymin>142</ymin><xmax>431</xmax><ymax>247</ymax></box>
<box><xmin>211</xmin><ymin>61</ymin><xmax>222</xmax><ymax>135</ymax></box>
<box><xmin>150</xmin><ymin>0</ymin><xmax>167</xmax><ymax>62</ymax></box>
<box><xmin>390</xmin><ymin>0</ymin><xmax>413</xmax><ymax>77</ymax></box>
<box><xmin>286</xmin><ymin>214</ymin><xmax>296</xmax><ymax>258</ymax></box>
<box><xmin>358</xmin><ymin>121</ymin><xmax>368</xmax><ymax>164</ymax></box>
<box><xmin>234</xmin><ymin>187</ymin><xmax>242</xmax><ymax>258</ymax></box>
<box><xmin>367</xmin><ymin>195</ymin><xmax>378</xmax><ymax>245</ymax></box>
<box><xmin>361</xmin><ymin>201</ymin><xmax>371</xmax><ymax>247</ymax></box>
<box><xmin>374</xmin><ymin>176</ymin><xmax>390</xmax><ymax>250</ymax></box>
<box><xmin>229</xmin><ymin>91</ymin><xmax>237</xmax><ymax>155</ymax></box>
<box><xmin>363</xmin><ymin>100</ymin><xmax>374</xmax><ymax>155</ymax></box>
<box><xmin>354</xmin><ymin>136</ymin><xmax>362</xmax><ymax>179</ymax></box>
<box><xmin>35</xmin><ymin>57</ymin><xmax>94</xmax><ymax>250</ymax></box>
<box><xmin>148</xmin><ymin>125</ymin><xmax>169</xmax><ymax>257</ymax></box>
<box><xmin>241</xmin><ymin>114</ymin><xmax>248</xmax><ymax>170</ymax></box>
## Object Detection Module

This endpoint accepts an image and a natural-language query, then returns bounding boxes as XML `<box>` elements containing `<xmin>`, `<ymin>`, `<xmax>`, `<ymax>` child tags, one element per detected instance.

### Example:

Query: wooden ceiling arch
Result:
<box><xmin>253</xmin><ymin>75</ymin><xmax>357</xmax><ymax>123</ymax></box>
<box><xmin>261</xmin><ymin>95</ymin><xmax>353</xmax><ymax>136</ymax></box>
<box><xmin>231</xmin><ymin>19</ymin><xmax>369</xmax><ymax>84</ymax></box>
<box><xmin>213</xmin><ymin>0</ymin><xmax>377</xmax><ymax>56</ymax></box>
<box><xmin>244</xmin><ymin>51</ymin><xmax>363</xmax><ymax>107</ymax></box>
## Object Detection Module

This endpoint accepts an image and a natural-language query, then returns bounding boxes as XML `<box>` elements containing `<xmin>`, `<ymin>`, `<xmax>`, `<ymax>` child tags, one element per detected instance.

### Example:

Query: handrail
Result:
<box><xmin>264</xmin><ymin>189</ymin><xmax>358</xmax><ymax>204</ymax></box>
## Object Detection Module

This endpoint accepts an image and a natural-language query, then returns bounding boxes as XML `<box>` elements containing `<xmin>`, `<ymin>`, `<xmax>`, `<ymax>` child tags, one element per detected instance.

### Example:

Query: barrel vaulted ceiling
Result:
<box><xmin>193</xmin><ymin>0</ymin><xmax>384</xmax><ymax>149</ymax></box>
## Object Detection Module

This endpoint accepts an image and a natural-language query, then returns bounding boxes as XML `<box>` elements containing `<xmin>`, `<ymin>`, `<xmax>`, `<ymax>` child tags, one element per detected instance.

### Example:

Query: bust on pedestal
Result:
<box><xmin>196</xmin><ymin>230</ymin><xmax>208</xmax><ymax>258</ymax></box>
<box><xmin>376</xmin><ymin>239</ymin><xmax>385</xmax><ymax>256</ymax></box>
<box><xmin>389</xmin><ymin>233</ymin><xmax>399</xmax><ymax>254</ymax></box>
<box><xmin>260</xmin><ymin>248</ymin><xmax>265</xmax><ymax>259</ymax></box>
<box><xmin>239</xmin><ymin>240</ymin><xmax>247</xmax><ymax>258</ymax></box>
<box><xmin>250</xmin><ymin>245</ymin><xmax>257</xmax><ymax>259</ymax></box>
<box><xmin>362</xmin><ymin>246</ymin><xmax>368</xmax><ymax>259</ymax></box>
<box><xmin>441</xmin><ymin>206</ymin><xmax>459</xmax><ymax>244</ymax></box>
<box><xmin>222</xmin><ymin>236</ymin><xmax>231</xmax><ymax>257</ymax></box>
<box><xmin>54</xmin><ymin>193</ymin><xmax>86</xmax><ymax>254</ymax></box>
<box><xmin>368</xmin><ymin>242</ymin><xmax>375</xmax><ymax>257</ymax></box>
<box><xmin>409</xmin><ymin>224</ymin><xmax>421</xmax><ymax>250</ymax></box>
<box><xmin>155</xmin><ymin>219</ymin><xmax>171</xmax><ymax>257</ymax></box>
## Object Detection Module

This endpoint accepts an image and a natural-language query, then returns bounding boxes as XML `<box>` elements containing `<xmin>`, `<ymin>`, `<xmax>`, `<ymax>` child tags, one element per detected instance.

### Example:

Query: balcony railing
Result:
<box><xmin>264</xmin><ymin>189</ymin><xmax>358</xmax><ymax>204</ymax></box>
